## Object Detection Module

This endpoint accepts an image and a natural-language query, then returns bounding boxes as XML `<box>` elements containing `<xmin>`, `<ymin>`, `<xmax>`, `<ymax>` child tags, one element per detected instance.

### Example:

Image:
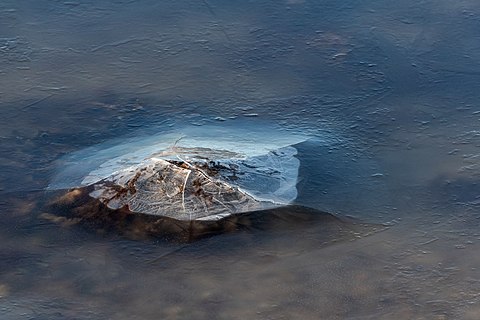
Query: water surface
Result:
<box><xmin>1</xmin><ymin>0</ymin><xmax>480</xmax><ymax>318</ymax></box>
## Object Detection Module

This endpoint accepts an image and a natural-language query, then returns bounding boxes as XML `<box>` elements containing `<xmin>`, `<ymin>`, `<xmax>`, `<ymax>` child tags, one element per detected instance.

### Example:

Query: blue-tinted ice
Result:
<box><xmin>48</xmin><ymin>124</ymin><xmax>309</xmax><ymax>220</ymax></box>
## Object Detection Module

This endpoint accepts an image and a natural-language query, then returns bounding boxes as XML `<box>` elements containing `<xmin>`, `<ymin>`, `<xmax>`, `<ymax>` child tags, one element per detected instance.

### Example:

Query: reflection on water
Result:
<box><xmin>2</xmin><ymin>0</ymin><xmax>480</xmax><ymax>318</ymax></box>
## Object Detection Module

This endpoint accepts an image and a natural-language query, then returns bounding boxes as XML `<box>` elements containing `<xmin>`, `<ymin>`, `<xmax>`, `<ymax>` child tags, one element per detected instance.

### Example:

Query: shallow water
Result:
<box><xmin>2</xmin><ymin>0</ymin><xmax>480</xmax><ymax>318</ymax></box>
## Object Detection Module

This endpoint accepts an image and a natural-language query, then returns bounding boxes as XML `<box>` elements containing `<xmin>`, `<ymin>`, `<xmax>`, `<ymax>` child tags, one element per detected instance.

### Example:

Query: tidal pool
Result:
<box><xmin>1</xmin><ymin>0</ymin><xmax>480</xmax><ymax>319</ymax></box>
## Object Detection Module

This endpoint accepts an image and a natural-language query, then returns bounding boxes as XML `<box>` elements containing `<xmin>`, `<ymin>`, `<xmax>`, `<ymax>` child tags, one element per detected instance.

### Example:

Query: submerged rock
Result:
<box><xmin>89</xmin><ymin>158</ymin><xmax>264</xmax><ymax>221</ymax></box>
<box><xmin>45</xmin><ymin>187</ymin><xmax>383</xmax><ymax>243</ymax></box>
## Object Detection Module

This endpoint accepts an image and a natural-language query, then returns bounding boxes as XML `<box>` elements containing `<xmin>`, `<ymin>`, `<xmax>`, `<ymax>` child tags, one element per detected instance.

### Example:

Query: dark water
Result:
<box><xmin>2</xmin><ymin>0</ymin><xmax>480</xmax><ymax>318</ymax></box>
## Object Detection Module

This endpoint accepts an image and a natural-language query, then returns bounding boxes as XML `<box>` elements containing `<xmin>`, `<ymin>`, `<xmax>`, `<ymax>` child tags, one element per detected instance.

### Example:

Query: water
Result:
<box><xmin>1</xmin><ymin>0</ymin><xmax>480</xmax><ymax>318</ymax></box>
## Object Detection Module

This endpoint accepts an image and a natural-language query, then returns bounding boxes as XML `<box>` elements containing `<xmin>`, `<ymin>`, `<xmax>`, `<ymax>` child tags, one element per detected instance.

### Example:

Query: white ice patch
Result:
<box><xmin>47</xmin><ymin>123</ymin><xmax>309</xmax><ymax>220</ymax></box>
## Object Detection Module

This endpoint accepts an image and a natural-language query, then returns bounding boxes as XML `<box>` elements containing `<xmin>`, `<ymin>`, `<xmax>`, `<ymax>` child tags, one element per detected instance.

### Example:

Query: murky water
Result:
<box><xmin>2</xmin><ymin>0</ymin><xmax>480</xmax><ymax>318</ymax></box>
